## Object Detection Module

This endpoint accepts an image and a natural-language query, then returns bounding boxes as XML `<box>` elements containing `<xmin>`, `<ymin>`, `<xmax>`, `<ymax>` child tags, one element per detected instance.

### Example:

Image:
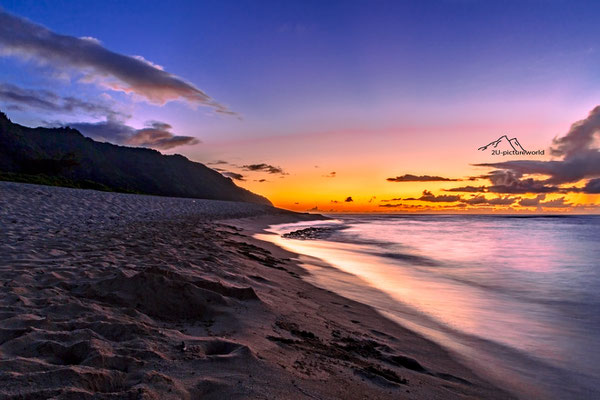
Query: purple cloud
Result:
<box><xmin>68</xmin><ymin>119</ymin><xmax>199</xmax><ymax>150</ymax></box>
<box><xmin>0</xmin><ymin>10</ymin><xmax>234</xmax><ymax>114</ymax></box>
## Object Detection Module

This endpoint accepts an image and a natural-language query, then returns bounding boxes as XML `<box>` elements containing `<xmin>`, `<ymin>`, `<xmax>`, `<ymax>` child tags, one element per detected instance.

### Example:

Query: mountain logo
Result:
<box><xmin>478</xmin><ymin>135</ymin><xmax>527</xmax><ymax>152</ymax></box>
<box><xmin>478</xmin><ymin>135</ymin><xmax>544</xmax><ymax>156</ymax></box>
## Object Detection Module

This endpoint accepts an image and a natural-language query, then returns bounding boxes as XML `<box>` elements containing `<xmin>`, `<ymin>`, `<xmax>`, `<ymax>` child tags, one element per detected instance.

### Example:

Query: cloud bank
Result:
<box><xmin>468</xmin><ymin>106</ymin><xmax>600</xmax><ymax>194</ymax></box>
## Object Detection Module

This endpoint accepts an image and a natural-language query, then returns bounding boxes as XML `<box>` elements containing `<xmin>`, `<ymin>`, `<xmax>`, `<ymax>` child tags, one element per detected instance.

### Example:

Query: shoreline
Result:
<box><xmin>0</xmin><ymin>182</ymin><xmax>512</xmax><ymax>399</ymax></box>
<box><xmin>253</xmin><ymin>218</ymin><xmax>542</xmax><ymax>399</ymax></box>
<box><xmin>236</xmin><ymin>215</ymin><xmax>522</xmax><ymax>398</ymax></box>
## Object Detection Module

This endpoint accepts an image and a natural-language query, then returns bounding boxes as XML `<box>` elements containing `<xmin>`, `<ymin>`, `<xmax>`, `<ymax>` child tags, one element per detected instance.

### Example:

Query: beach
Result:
<box><xmin>0</xmin><ymin>182</ymin><xmax>512</xmax><ymax>399</ymax></box>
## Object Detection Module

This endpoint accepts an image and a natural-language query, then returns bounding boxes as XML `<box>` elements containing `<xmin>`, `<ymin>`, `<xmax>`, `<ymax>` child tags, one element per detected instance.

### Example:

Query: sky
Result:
<box><xmin>0</xmin><ymin>0</ymin><xmax>599</xmax><ymax>212</ymax></box>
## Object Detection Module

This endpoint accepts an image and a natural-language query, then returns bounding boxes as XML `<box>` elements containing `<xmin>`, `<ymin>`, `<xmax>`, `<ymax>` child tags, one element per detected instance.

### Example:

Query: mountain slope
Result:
<box><xmin>0</xmin><ymin>112</ymin><xmax>271</xmax><ymax>205</ymax></box>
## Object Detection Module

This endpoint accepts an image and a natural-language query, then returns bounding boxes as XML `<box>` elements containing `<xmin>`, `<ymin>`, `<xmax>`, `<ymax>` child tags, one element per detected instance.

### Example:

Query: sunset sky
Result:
<box><xmin>1</xmin><ymin>0</ymin><xmax>599</xmax><ymax>212</ymax></box>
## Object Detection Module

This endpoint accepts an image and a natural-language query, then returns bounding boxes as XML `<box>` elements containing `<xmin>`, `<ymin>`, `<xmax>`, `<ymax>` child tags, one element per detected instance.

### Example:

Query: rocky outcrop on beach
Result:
<box><xmin>282</xmin><ymin>226</ymin><xmax>336</xmax><ymax>240</ymax></box>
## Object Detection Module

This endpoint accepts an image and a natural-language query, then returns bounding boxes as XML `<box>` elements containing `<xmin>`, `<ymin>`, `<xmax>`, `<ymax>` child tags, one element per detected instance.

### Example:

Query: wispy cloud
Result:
<box><xmin>460</xmin><ymin>195</ymin><xmax>517</xmax><ymax>206</ymax></box>
<box><xmin>0</xmin><ymin>82</ymin><xmax>125</xmax><ymax>118</ymax></box>
<box><xmin>0</xmin><ymin>10</ymin><xmax>234</xmax><ymax>114</ymax></box>
<box><xmin>405</xmin><ymin>190</ymin><xmax>461</xmax><ymax>202</ymax></box>
<box><xmin>386</xmin><ymin>174</ymin><xmax>459</xmax><ymax>182</ymax></box>
<box><xmin>242</xmin><ymin>163</ymin><xmax>287</xmax><ymax>175</ymax></box>
<box><xmin>444</xmin><ymin>186</ymin><xmax>487</xmax><ymax>193</ymax></box>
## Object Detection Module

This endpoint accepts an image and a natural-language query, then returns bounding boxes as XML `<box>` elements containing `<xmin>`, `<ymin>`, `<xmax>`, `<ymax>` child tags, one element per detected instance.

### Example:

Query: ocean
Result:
<box><xmin>257</xmin><ymin>214</ymin><xmax>600</xmax><ymax>400</ymax></box>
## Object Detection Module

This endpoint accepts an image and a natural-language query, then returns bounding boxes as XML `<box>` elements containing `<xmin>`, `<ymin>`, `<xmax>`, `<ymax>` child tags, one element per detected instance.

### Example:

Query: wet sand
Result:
<box><xmin>0</xmin><ymin>182</ymin><xmax>512</xmax><ymax>399</ymax></box>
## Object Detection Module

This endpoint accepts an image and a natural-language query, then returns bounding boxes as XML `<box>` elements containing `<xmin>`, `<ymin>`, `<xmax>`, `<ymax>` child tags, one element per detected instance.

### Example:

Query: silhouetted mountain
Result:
<box><xmin>0</xmin><ymin>111</ymin><xmax>271</xmax><ymax>205</ymax></box>
<box><xmin>478</xmin><ymin>135</ymin><xmax>526</xmax><ymax>152</ymax></box>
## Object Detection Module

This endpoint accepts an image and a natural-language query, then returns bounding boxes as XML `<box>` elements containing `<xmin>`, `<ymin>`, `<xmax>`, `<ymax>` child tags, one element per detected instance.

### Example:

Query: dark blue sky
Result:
<box><xmin>3</xmin><ymin>0</ymin><xmax>599</xmax><ymax>135</ymax></box>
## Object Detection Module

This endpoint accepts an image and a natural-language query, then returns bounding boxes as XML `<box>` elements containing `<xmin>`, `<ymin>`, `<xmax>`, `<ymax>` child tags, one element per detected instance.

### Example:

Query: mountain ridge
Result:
<box><xmin>0</xmin><ymin>111</ymin><xmax>271</xmax><ymax>205</ymax></box>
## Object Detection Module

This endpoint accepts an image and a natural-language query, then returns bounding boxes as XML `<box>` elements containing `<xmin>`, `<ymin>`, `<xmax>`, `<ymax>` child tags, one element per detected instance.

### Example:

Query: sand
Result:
<box><xmin>0</xmin><ymin>182</ymin><xmax>512</xmax><ymax>399</ymax></box>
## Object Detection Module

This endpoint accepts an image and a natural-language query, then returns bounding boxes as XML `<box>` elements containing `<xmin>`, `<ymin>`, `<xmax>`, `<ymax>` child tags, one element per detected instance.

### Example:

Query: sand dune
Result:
<box><xmin>0</xmin><ymin>182</ymin><xmax>511</xmax><ymax>399</ymax></box>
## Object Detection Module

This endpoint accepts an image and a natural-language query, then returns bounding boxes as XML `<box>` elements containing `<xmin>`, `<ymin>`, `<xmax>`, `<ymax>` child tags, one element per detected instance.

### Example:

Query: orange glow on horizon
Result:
<box><xmin>188</xmin><ymin>109</ymin><xmax>600</xmax><ymax>214</ymax></box>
